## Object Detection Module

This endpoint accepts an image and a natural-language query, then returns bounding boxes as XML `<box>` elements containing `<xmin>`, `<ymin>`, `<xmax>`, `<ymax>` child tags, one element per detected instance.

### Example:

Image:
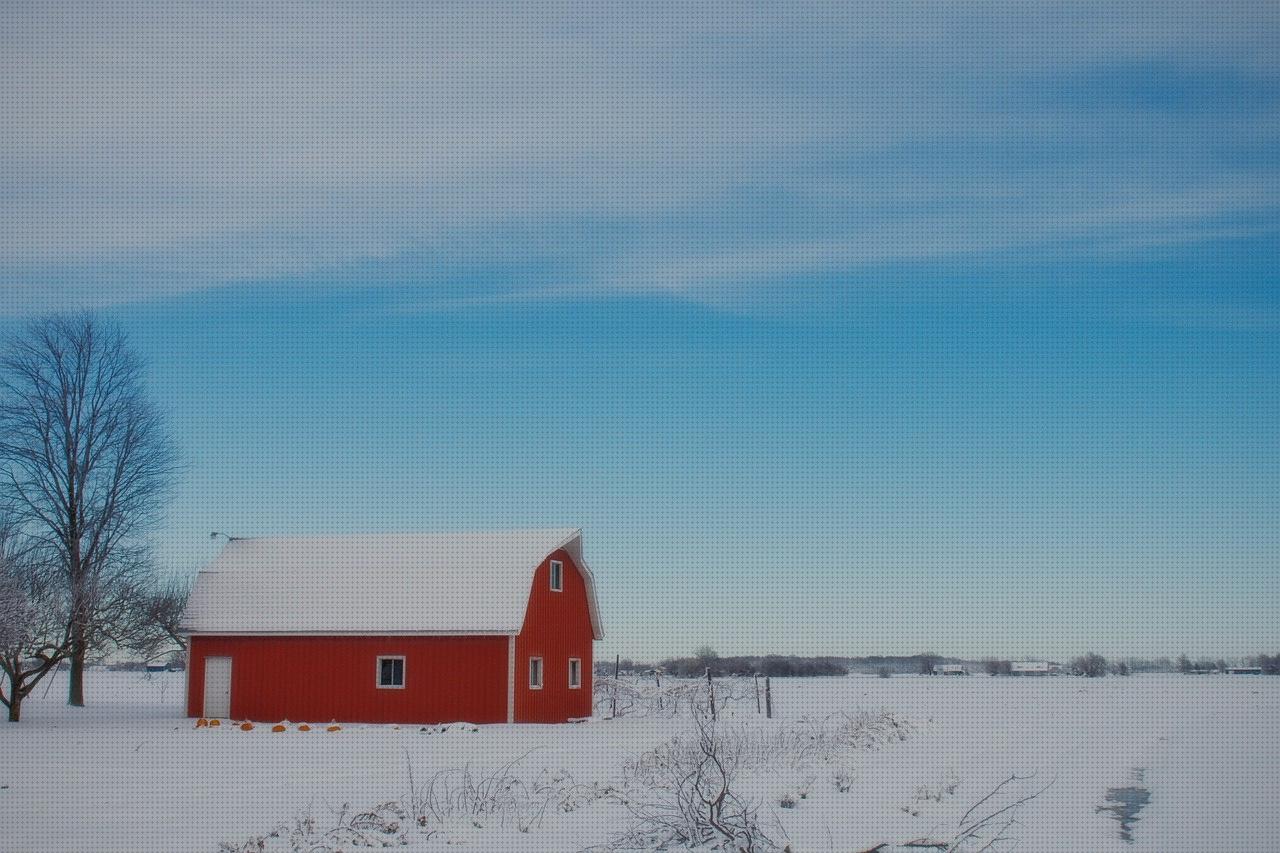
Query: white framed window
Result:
<box><xmin>377</xmin><ymin>656</ymin><xmax>405</xmax><ymax>689</ymax></box>
<box><xmin>568</xmin><ymin>657</ymin><xmax>582</xmax><ymax>689</ymax></box>
<box><xmin>529</xmin><ymin>657</ymin><xmax>543</xmax><ymax>690</ymax></box>
<box><xmin>549</xmin><ymin>560</ymin><xmax>563</xmax><ymax>592</ymax></box>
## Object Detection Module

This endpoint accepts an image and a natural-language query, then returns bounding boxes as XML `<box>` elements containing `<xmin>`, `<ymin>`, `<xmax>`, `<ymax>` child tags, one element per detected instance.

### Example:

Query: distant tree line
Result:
<box><xmin>658</xmin><ymin>655</ymin><xmax>848</xmax><ymax>678</ymax></box>
<box><xmin>1250</xmin><ymin>654</ymin><xmax>1280</xmax><ymax>674</ymax></box>
<box><xmin>660</xmin><ymin>647</ymin><xmax>848</xmax><ymax>677</ymax></box>
<box><xmin>595</xmin><ymin>650</ymin><xmax>1280</xmax><ymax>679</ymax></box>
<box><xmin>594</xmin><ymin>648</ymin><xmax>848</xmax><ymax>678</ymax></box>
<box><xmin>1175</xmin><ymin>653</ymin><xmax>1280</xmax><ymax>674</ymax></box>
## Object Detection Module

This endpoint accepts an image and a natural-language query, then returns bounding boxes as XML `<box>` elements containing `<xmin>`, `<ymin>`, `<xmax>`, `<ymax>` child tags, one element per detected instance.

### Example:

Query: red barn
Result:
<box><xmin>181</xmin><ymin>528</ymin><xmax>602</xmax><ymax>724</ymax></box>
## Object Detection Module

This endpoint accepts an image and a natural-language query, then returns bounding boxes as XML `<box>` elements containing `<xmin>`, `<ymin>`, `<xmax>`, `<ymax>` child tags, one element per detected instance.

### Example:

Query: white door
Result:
<box><xmin>203</xmin><ymin>657</ymin><xmax>232</xmax><ymax>718</ymax></box>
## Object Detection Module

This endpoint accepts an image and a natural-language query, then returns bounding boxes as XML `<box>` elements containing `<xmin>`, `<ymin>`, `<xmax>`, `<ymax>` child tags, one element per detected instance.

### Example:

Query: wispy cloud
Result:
<box><xmin>570</xmin><ymin>178</ymin><xmax>1280</xmax><ymax>298</ymax></box>
<box><xmin>2</xmin><ymin>1</ymin><xmax>1277</xmax><ymax>313</ymax></box>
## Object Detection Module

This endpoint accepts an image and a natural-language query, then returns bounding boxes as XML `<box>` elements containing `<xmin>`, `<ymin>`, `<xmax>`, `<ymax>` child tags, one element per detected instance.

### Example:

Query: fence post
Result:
<box><xmin>611</xmin><ymin>654</ymin><xmax>619</xmax><ymax>718</ymax></box>
<box><xmin>706</xmin><ymin>666</ymin><xmax>716</xmax><ymax>720</ymax></box>
<box><xmin>764</xmin><ymin>676</ymin><xmax>773</xmax><ymax>719</ymax></box>
<box><xmin>654</xmin><ymin>669</ymin><xmax>662</xmax><ymax>712</ymax></box>
<box><xmin>754</xmin><ymin>674</ymin><xmax>762</xmax><ymax>714</ymax></box>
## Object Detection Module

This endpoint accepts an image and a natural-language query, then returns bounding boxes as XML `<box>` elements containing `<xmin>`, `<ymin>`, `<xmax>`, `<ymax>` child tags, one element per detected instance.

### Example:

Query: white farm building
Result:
<box><xmin>933</xmin><ymin>663</ymin><xmax>969</xmax><ymax>675</ymax></box>
<box><xmin>1010</xmin><ymin>661</ymin><xmax>1053</xmax><ymax>675</ymax></box>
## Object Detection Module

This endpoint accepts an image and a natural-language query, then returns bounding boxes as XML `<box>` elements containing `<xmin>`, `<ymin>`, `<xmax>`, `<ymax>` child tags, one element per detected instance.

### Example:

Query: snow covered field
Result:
<box><xmin>1</xmin><ymin>671</ymin><xmax>1276</xmax><ymax>852</ymax></box>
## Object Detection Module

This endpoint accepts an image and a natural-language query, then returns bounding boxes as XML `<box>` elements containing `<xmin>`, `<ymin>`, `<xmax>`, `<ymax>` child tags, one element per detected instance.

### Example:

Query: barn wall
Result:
<box><xmin>186</xmin><ymin>634</ymin><xmax>508</xmax><ymax>724</ymax></box>
<box><xmin>515</xmin><ymin>549</ymin><xmax>595</xmax><ymax>722</ymax></box>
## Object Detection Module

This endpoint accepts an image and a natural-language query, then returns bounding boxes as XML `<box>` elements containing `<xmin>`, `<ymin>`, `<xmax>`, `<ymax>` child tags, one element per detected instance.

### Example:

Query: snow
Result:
<box><xmin>1</xmin><ymin>671</ymin><xmax>1277</xmax><ymax>852</ymax></box>
<box><xmin>183</xmin><ymin>529</ymin><xmax>602</xmax><ymax>638</ymax></box>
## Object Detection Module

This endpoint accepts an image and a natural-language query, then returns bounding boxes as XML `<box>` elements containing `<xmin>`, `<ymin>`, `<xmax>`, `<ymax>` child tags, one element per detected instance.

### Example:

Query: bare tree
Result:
<box><xmin>1071</xmin><ymin>652</ymin><xmax>1108</xmax><ymax>678</ymax></box>
<box><xmin>0</xmin><ymin>314</ymin><xmax>177</xmax><ymax>706</ymax></box>
<box><xmin>983</xmin><ymin>659</ymin><xmax>1012</xmax><ymax>676</ymax></box>
<box><xmin>0</xmin><ymin>518</ymin><xmax>71</xmax><ymax>722</ymax></box>
<box><xmin>121</xmin><ymin>574</ymin><xmax>191</xmax><ymax>663</ymax></box>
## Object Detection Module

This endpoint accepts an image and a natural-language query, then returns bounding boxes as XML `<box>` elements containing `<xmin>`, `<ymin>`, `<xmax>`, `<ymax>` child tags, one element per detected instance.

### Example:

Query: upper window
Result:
<box><xmin>549</xmin><ymin>560</ymin><xmax>564</xmax><ymax>592</ymax></box>
<box><xmin>569</xmin><ymin>657</ymin><xmax>582</xmax><ymax>689</ymax></box>
<box><xmin>529</xmin><ymin>657</ymin><xmax>544</xmax><ymax>689</ymax></box>
<box><xmin>377</xmin><ymin>656</ymin><xmax>405</xmax><ymax>689</ymax></box>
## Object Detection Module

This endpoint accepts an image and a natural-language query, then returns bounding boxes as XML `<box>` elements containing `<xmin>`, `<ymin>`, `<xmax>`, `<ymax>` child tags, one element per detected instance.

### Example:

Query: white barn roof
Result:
<box><xmin>181</xmin><ymin>528</ymin><xmax>602</xmax><ymax>639</ymax></box>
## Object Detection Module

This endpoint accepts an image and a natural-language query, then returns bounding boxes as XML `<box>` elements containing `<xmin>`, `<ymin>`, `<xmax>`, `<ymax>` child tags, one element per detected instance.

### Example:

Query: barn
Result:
<box><xmin>181</xmin><ymin>528</ymin><xmax>602</xmax><ymax>724</ymax></box>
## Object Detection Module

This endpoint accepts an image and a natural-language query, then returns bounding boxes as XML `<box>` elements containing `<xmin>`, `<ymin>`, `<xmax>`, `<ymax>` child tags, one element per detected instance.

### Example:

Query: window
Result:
<box><xmin>529</xmin><ymin>657</ymin><xmax>543</xmax><ymax>689</ymax></box>
<box><xmin>377</xmin><ymin>656</ymin><xmax>405</xmax><ymax>689</ymax></box>
<box><xmin>568</xmin><ymin>657</ymin><xmax>582</xmax><ymax>689</ymax></box>
<box><xmin>550</xmin><ymin>560</ymin><xmax>563</xmax><ymax>592</ymax></box>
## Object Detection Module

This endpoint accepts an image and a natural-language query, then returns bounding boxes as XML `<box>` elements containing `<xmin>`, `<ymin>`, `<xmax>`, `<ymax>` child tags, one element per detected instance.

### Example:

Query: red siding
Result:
<box><xmin>187</xmin><ymin>635</ymin><xmax>508</xmax><ymax>724</ymax></box>
<box><xmin>514</xmin><ymin>550</ymin><xmax>595</xmax><ymax>723</ymax></box>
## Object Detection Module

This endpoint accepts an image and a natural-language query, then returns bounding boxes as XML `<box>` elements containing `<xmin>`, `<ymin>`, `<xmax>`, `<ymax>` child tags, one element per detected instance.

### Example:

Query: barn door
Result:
<box><xmin>203</xmin><ymin>657</ymin><xmax>232</xmax><ymax>718</ymax></box>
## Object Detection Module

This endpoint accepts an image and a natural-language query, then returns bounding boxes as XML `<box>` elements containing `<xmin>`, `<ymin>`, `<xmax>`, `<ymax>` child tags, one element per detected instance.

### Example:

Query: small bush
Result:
<box><xmin>609</xmin><ymin>703</ymin><xmax>775</xmax><ymax>851</ymax></box>
<box><xmin>403</xmin><ymin>751</ymin><xmax>604</xmax><ymax>836</ymax></box>
<box><xmin>218</xmin><ymin>802</ymin><xmax>409</xmax><ymax>852</ymax></box>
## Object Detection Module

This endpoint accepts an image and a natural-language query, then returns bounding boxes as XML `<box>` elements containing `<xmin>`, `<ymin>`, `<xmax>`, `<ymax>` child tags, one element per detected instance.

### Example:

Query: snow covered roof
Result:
<box><xmin>181</xmin><ymin>528</ymin><xmax>602</xmax><ymax>639</ymax></box>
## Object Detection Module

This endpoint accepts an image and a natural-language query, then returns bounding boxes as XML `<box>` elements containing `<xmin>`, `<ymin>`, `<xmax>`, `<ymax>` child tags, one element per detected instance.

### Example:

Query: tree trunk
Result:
<box><xmin>5</xmin><ymin>681</ymin><xmax>21</xmax><ymax>722</ymax></box>
<box><xmin>67</xmin><ymin>534</ymin><xmax>87</xmax><ymax>707</ymax></box>
<box><xmin>68</xmin><ymin>628</ymin><xmax>85</xmax><ymax>707</ymax></box>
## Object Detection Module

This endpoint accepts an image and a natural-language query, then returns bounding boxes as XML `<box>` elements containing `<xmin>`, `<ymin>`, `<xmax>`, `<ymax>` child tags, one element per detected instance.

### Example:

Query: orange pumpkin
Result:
<box><xmin>271</xmin><ymin>724</ymin><xmax>287</xmax><ymax>733</ymax></box>
<box><xmin>195</xmin><ymin>718</ymin><xmax>208</xmax><ymax>728</ymax></box>
<box><xmin>326</xmin><ymin>724</ymin><xmax>342</xmax><ymax>732</ymax></box>
<box><xmin>297</xmin><ymin>724</ymin><xmax>311</xmax><ymax>732</ymax></box>
<box><xmin>239</xmin><ymin>721</ymin><xmax>254</xmax><ymax>731</ymax></box>
<box><xmin>208</xmin><ymin>719</ymin><xmax>221</xmax><ymax>727</ymax></box>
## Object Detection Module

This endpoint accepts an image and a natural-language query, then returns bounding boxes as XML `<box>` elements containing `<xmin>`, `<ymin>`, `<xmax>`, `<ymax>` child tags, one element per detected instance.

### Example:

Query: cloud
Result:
<box><xmin>564</xmin><ymin>175</ymin><xmax>1280</xmax><ymax>300</ymax></box>
<box><xmin>2</xmin><ymin>1</ymin><xmax>1277</xmax><ymax>313</ymax></box>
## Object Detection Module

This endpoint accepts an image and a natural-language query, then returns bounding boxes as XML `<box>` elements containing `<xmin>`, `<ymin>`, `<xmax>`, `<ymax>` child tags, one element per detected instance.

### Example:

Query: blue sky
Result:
<box><xmin>2</xmin><ymin>1</ymin><xmax>1277</xmax><ymax>660</ymax></box>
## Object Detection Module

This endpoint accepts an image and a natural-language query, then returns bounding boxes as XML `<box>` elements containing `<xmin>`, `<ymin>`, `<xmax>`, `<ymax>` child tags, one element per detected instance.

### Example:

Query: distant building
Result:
<box><xmin>1226</xmin><ymin>666</ymin><xmax>1263</xmax><ymax>675</ymax></box>
<box><xmin>933</xmin><ymin>663</ymin><xmax>969</xmax><ymax>675</ymax></box>
<box><xmin>1010</xmin><ymin>661</ymin><xmax>1052</xmax><ymax>676</ymax></box>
